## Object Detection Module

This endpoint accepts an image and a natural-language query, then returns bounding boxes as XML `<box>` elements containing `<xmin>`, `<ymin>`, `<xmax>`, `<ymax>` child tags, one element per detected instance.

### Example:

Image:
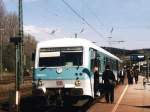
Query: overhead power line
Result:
<box><xmin>61</xmin><ymin>0</ymin><xmax>104</xmax><ymax>38</ymax></box>
<box><xmin>83</xmin><ymin>0</ymin><xmax>104</xmax><ymax>27</ymax></box>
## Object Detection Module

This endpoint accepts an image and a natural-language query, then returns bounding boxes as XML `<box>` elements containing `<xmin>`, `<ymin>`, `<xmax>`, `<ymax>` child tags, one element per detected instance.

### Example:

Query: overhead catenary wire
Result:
<box><xmin>61</xmin><ymin>0</ymin><xmax>104</xmax><ymax>39</ymax></box>
<box><xmin>83</xmin><ymin>0</ymin><xmax>114</xmax><ymax>36</ymax></box>
<box><xmin>82</xmin><ymin>0</ymin><xmax>104</xmax><ymax>27</ymax></box>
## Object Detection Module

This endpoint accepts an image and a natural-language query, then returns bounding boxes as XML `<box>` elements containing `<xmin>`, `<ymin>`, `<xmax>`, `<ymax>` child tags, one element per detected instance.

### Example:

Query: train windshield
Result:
<box><xmin>38</xmin><ymin>47</ymin><xmax>83</xmax><ymax>67</ymax></box>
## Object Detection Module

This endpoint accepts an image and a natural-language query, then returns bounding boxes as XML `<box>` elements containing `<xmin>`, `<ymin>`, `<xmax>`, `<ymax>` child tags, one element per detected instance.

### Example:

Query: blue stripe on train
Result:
<box><xmin>34</xmin><ymin>67</ymin><xmax>92</xmax><ymax>80</ymax></box>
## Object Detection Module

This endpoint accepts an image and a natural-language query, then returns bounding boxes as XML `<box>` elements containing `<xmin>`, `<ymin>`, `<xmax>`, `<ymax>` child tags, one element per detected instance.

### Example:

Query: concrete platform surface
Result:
<box><xmin>88</xmin><ymin>76</ymin><xmax>150</xmax><ymax>112</ymax></box>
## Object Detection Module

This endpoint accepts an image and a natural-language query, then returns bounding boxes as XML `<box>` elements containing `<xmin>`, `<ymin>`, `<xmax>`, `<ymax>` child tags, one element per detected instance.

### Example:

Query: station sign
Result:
<box><xmin>130</xmin><ymin>54</ymin><xmax>145</xmax><ymax>61</ymax></box>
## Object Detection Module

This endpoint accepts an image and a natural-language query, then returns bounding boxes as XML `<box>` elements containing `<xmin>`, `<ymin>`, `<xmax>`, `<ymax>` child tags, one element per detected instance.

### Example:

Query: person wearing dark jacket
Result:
<box><xmin>102</xmin><ymin>65</ymin><xmax>116</xmax><ymax>103</ymax></box>
<box><xmin>134</xmin><ymin>69</ymin><xmax>139</xmax><ymax>84</ymax></box>
<box><xmin>119</xmin><ymin>69</ymin><xmax>125</xmax><ymax>84</ymax></box>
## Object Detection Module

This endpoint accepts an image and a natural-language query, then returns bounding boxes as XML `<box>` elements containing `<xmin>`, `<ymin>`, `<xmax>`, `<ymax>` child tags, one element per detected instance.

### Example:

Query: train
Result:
<box><xmin>32</xmin><ymin>38</ymin><xmax>122</xmax><ymax>105</ymax></box>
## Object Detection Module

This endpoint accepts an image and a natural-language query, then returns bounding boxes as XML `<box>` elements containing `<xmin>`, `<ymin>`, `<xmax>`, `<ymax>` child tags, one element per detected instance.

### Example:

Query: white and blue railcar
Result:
<box><xmin>33</xmin><ymin>38</ymin><xmax>121</xmax><ymax>101</ymax></box>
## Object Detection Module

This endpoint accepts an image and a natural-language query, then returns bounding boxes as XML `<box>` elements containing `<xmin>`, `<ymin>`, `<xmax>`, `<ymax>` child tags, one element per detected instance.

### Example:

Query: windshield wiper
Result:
<box><xmin>40</xmin><ymin>67</ymin><xmax>46</xmax><ymax>71</ymax></box>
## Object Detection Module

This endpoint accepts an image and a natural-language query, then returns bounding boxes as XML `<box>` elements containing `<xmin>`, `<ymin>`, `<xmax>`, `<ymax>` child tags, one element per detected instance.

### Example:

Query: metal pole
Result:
<box><xmin>148</xmin><ymin>57</ymin><xmax>149</xmax><ymax>82</ymax></box>
<box><xmin>139</xmin><ymin>61</ymin><xmax>140</xmax><ymax>72</ymax></box>
<box><xmin>15</xmin><ymin>44</ymin><xmax>18</xmax><ymax>101</ymax></box>
<box><xmin>14</xmin><ymin>0</ymin><xmax>24</xmax><ymax>111</ymax></box>
<box><xmin>75</xmin><ymin>33</ymin><xmax>77</xmax><ymax>38</ymax></box>
<box><xmin>15</xmin><ymin>44</ymin><xmax>20</xmax><ymax>112</ymax></box>
<box><xmin>107</xmin><ymin>37</ymin><xmax>112</xmax><ymax>47</ymax></box>
<box><xmin>0</xmin><ymin>26</ymin><xmax>3</xmax><ymax>80</ymax></box>
<box><xmin>0</xmin><ymin>29</ymin><xmax>2</xmax><ymax>80</ymax></box>
<box><xmin>19</xmin><ymin>0</ymin><xmax>24</xmax><ymax>83</ymax></box>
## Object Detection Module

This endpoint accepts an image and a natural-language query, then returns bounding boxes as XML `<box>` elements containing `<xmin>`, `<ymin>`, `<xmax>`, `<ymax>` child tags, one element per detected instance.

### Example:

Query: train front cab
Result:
<box><xmin>32</xmin><ymin>46</ymin><xmax>94</xmax><ymax>107</ymax></box>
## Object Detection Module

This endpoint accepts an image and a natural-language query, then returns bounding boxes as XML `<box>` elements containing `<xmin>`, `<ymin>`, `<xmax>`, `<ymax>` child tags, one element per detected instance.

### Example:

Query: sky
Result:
<box><xmin>3</xmin><ymin>0</ymin><xmax>150</xmax><ymax>50</ymax></box>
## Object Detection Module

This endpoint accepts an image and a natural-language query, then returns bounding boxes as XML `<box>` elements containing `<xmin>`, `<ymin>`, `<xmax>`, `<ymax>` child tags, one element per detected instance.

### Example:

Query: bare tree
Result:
<box><xmin>0</xmin><ymin>0</ymin><xmax>6</xmax><ymax>18</ymax></box>
<box><xmin>24</xmin><ymin>34</ymin><xmax>37</xmax><ymax>70</ymax></box>
<box><xmin>1</xmin><ymin>0</ymin><xmax>37</xmax><ymax>72</ymax></box>
<box><xmin>3</xmin><ymin>13</ymin><xmax>19</xmax><ymax>43</ymax></box>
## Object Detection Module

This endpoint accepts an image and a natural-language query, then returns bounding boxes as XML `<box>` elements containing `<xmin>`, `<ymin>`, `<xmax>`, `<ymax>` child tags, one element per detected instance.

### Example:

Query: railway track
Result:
<box><xmin>0</xmin><ymin>75</ymin><xmax>32</xmax><ymax>104</ymax></box>
<box><xmin>0</xmin><ymin>75</ymin><xmax>103</xmax><ymax>112</ymax></box>
<box><xmin>0</xmin><ymin>75</ymin><xmax>32</xmax><ymax>84</ymax></box>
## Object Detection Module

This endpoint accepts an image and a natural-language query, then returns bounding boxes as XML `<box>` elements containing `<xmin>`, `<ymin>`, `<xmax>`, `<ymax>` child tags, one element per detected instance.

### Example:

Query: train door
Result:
<box><xmin>89</xmin><ymin>49</ymin><xmax>101</xmax><ymax>97</ymax></box>
<box><xmin>90</xmin><ymin>49</ymin><xmax>100</xmax><ymax>72</ymax></box>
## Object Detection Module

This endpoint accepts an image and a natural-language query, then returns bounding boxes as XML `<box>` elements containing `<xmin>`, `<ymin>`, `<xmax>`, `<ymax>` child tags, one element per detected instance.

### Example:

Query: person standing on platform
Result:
<box><xmin>102</xmin><ymin>65</ymin><xmax>116</xmax><ymax>103</ymax></box>
<box><xmin>127</xmin><ymin>67</ymin><xmax>130</xmax><ymax>84</ymax></box>
<box><xmin>134</xmin><ymin>68</ymin><xmax>139</xmax><ymax>84</ymax></box>
<box><xmin>130</xmin><ymin>68</ymin><xmax>134</xmax><ymax>84</ymax></box>
<box><xmin>119</xmin><ymin>68</ymin><xmax>125</xmax><ymax>84</ymax></box>
<box><xmin>127</xmin><ymin>67</ymin><xmax>133</xmax><ymax>84</ymax></box>
<box><xmin>94</xmin><ymin>66</ymin><xmax>100</xmax><ymax>97</ymax></box>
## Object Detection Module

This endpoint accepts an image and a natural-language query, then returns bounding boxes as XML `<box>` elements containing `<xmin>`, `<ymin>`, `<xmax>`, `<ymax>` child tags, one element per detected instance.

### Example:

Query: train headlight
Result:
<box><xmin>75</xmin><ymin>80</ymin><xmax>81</xmax><ymax>86</ymax></box>
<box><xmin>38</xmin><ymin>79</ymin><xmax>44</xmax><ymax>86</ymax></box>
<box><xmin>56</xmin><ymin>67</ymin><xmax>63</xmax><ymax>74</ymax></box>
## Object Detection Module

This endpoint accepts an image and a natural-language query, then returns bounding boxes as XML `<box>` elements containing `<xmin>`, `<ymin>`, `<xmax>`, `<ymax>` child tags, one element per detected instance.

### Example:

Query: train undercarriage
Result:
<box><xmin>32</xmin><ymin>87</ymin><xmax>93</xmax><ymax>107</ymax></box>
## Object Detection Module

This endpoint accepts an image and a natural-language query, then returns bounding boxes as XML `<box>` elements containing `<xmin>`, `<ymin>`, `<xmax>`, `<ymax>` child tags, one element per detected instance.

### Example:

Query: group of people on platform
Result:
<box><xmin>94</xmin><ymin>65</ymin><xmax>139</xmax><ymax>104</ymax></box>
<box><xmin>126</xmin><ymin>66</ymin><xmax>139</xmax><ymax>84</ymax></box>
<box><xmin>118</xmin><ymin>66</ymin><xmax>139</xmax><ymax>85</ymax></box>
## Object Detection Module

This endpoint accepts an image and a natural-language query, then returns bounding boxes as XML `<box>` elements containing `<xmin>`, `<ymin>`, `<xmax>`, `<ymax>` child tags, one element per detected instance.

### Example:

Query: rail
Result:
<box><xmin>0</xmin><ymin>75</ymin><xmax>32</xmax><ymax>84</ymax></box>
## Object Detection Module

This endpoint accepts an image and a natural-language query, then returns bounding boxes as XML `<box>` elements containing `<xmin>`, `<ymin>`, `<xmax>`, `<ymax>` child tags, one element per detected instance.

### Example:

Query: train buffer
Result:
<box><xmin>88</xmin><ymin>75</ymin><xmax>150</xmax><ymax>112</ymax></box>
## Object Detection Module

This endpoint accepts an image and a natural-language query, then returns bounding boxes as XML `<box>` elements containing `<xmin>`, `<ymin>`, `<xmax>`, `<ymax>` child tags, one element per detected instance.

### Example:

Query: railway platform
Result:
<box><xmin>88</xmin><ymin>75</ymin><xmax>150</xmax><ymax>112</ymax></box>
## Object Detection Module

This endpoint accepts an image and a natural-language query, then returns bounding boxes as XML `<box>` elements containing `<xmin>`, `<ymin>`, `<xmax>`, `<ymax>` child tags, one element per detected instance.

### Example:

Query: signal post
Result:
<box><xmin>9</xmin><ymin>0</ymin><xmax>24</xmax><ymax>111</ymax></box>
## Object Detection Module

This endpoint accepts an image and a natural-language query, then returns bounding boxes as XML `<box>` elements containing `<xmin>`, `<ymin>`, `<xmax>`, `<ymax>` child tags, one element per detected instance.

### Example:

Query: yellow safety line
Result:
<box><xmin>112</xmin><ymin>84</ymin><xmax>129</xmax><ymax>112</ymax></box>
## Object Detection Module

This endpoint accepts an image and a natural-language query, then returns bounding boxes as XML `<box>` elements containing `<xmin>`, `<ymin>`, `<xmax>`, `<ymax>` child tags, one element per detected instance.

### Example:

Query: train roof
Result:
<box><xmin>37</xmin><ymin>38</ymin><xmax>122</xmax><ymax>62</ymax></box>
